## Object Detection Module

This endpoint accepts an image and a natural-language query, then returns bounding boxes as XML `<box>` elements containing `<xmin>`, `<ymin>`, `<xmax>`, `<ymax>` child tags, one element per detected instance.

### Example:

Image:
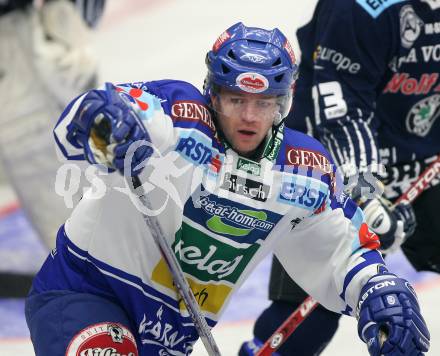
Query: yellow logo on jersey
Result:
<box><xmin>151</xmin><ymin>258</ymin><xmax>233</xmax><ymax>315</ymax></box>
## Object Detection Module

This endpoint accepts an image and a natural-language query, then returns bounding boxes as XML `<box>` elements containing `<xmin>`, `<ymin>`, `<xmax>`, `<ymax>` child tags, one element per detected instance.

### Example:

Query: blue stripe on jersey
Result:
<box><xmin>339</xmin><ymin>250</ymin><xmax>384</xmax><ymax>302</ymax></box>
<box><xmin>356</xmin><ymin>0</ymin><xmax>406</xmax><ymax>18</ymax></box>
<box><xmin>330</xmin><ymin>192</ymin><xmax>359</xmax><ymax>221</ymax></box>
<box><xmin>61</xmin><ymin>231</ymin><xmax>181</xmax><ymax>310</ymax></box>
<box><xmin>341</xmin><ymin>304</ymin><xmax>353</xmax><ymax>315</ymax></box>
<box><xmin>58</xmin><ymin>229</ymin><xmax>215</xmax><ymax>329</ymax></box>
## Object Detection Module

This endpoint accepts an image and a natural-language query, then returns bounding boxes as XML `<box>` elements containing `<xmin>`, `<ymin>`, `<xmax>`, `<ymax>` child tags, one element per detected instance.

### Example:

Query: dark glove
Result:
<box><xmin>357</xmin><ymin>273</ymin><xmax>430</xmax><ymax>355</ymax></box>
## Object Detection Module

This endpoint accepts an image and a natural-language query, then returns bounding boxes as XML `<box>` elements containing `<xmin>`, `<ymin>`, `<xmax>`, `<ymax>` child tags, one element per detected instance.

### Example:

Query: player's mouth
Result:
<box><xmin>237</xmin><ymin>129</ymin><xmax>256</xmax><ymax>136</ymax></box>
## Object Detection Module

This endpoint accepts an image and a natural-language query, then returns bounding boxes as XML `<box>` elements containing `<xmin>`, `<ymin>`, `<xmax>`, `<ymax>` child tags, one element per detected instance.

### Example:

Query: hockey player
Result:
<box><xmin>25</xmin><ymin>22</ymin><xmax>430</xmax><ymax>355</ymax></box>
<box><xmin>242</xmin><ymin>0</ymin><xmax>440</xmax><ymax>355</ymax></box>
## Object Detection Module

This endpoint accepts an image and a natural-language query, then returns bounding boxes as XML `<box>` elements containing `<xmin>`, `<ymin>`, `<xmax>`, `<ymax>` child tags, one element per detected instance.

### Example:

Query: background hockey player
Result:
<box><xmin>242</xmin><ymin>0</ymin><xmax>440</xmax><ymax>355</ymax></box>
<box><xmin>0</xmin><ymin>0</ymin><xmax>105</xmax><ymax>249</ymax></box>
<box><xmin>0</xmin><ymin>0</ymin><xmax>105</xmax><ymax>297</ymax></box>
<box><xmin>25</xmin><ymin>22</ymin><xmax>429</xmax><ymax>355</ymax></box>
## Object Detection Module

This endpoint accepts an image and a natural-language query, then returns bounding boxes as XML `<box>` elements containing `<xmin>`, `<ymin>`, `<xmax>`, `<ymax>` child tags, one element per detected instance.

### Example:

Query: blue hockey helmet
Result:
<box><xmin>205</xmin><ymin>22</ymin><xmax>298</xmax><ymax>120</ymax></box>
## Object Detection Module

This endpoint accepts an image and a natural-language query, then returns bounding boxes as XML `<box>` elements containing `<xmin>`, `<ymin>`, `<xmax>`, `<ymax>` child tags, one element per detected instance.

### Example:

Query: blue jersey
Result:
<box><xmin>288</xmin><ymin>0</ymin><xmax>440</xmax><ymax>176</ymax></box>
<box><xmin>30</xmin><ymin>79</ymin><xmax>385</xmax><ymax>355</ymax></box>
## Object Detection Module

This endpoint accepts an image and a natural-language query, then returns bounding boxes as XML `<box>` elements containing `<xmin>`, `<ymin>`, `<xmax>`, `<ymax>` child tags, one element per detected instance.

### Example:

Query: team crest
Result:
<box><xmin>406</xmin><ymin>94</ymin><xmax>440</xmax><ymax>137</ymax></box>
<box><xmin>400</xmin><ymin>5</ymin><xmax>424</xmax><ymax>48</ymax></box>
<box><xmin>66</xmin><ymin>322</ymin><xmax>138</xmax><ymax>356</ymax></box>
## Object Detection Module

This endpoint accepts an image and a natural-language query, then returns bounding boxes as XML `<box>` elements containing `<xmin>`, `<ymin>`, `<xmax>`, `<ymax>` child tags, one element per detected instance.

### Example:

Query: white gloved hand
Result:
<box><xmin>362</xmin><ymin>197</ymin><xmax>416</xmax><ymax>254</ymax></box>
<box><xmin>362</xmin><ymin>198</ymin><xmax>403</xmax><ymax>253</ymax></box>
<box><xmin>32</xmin><ymin>0</ymin><xmax>98</xmax><ymax>105</ymax></box>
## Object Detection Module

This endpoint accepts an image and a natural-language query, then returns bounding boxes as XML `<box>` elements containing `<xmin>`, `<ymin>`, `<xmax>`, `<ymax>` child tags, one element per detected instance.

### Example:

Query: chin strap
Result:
<box><xmin>261</xmin><ymin>121</ymin><xmax>284</xmax><ymax>161</ymax></box>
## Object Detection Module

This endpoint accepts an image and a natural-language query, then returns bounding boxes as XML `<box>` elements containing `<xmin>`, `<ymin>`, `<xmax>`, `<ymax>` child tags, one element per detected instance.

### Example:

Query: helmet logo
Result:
<box><xmin>236</xmin><ymin>72</ymin><xmax>269</xmax><ymax>93</ymax></box>
<box><xmin>283</xmin><ymin>39</ymin><xmax>296</xmax><ymax>64</ymax></box>
<box><xmin>213</xmin><ymin>30</ymin><xmax>231</xmax><ymax>53</ymax></box>
<box><xmin>240</xmin><ymin>53</ymin><xmax>267</xmax><ymax>64</ymax></box>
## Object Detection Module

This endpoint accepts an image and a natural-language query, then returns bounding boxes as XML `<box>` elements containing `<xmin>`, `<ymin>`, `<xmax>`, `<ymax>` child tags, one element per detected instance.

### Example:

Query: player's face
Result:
<box><xmin>212</xmin><ymin>89</ymin><xmax>279</xmax><ymax>157</ymax></box>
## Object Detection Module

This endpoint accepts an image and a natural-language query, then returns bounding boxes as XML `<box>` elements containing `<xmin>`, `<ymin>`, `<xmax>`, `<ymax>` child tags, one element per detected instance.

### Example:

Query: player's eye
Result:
<box><xmin>256</xmin><ymin>100</ymin><xmax>274</xmax><ymax>108</ymax></box>
<box><xmin>257</xmin><ymin>100</ymin><xmax>272</xmax><ymax>108</ymax></box>
<box><xmin>229</xmin><ymin>97</ymin><xmax>245</xmax><ymax>105</ymax></box>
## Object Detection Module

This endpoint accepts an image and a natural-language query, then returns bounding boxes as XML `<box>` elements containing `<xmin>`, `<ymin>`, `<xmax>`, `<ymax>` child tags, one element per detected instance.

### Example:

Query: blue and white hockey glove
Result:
<box><xmin>361</xmin><ymin>197</ymin><xmax>417</xmax><ymax>253</ymax></box>
<box><xmin>357</xmin><ymin>273</ymin><xmax>430</xmax><ymax>356</ymax></box>
<box><xmin>66</xmin><ymin>82</ymin><xmax>152</xmax><ymax>176</ymax></box>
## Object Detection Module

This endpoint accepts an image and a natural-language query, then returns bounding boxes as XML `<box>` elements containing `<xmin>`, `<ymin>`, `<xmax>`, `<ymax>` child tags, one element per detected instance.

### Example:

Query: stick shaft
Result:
<box><xmin>131</xmin><ymin>178</ymin><xmax>221</xmax><ymax>356</ymax></box>
<box><xmin>256</xmin><ymin>296</ymin><xmax>318</xmax><ymax>356</ymax></box>
<box><xmin>394</xmin><ymin>154</ymin><xmax>440</xmax><ymax>205</ymax></box>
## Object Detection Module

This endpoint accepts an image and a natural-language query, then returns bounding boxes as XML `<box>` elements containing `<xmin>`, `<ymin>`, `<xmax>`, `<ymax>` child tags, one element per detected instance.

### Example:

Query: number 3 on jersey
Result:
<box><xmin>312</xmin><ymin>81</ymin><xmax>348</xmax><ymax>123</ymax></box>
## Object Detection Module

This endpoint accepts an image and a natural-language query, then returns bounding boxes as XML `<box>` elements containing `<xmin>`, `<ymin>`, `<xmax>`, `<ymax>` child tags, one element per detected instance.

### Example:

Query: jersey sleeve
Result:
<box><xmin>273</xmin><ymin>131</ymin><xmax>385</xmax><ymax>315</ymax></box>
<box><xmin>274</xmin><ymin>193</ymin><xmax>384</xmax><ymax>315</ymax></box>
<box><xmin>53</xmin><ymin>80</ymin><xmax>209</xmax><ymax>161</ymax></box>
<box><xmin>297</xmin><ymin>0</ymin><xmax>402</xmax><ymax>176</ymax></box>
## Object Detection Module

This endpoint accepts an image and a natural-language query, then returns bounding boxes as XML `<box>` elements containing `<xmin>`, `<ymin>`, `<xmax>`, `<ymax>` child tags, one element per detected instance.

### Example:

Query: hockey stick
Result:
<box><xmin>255</xmin><ymin>296</ymin><xmax>318</xmax><ymax>356</ymax></box>
<box><xmin>394</xmin><ymin>154</ymin><xmax>440</xmax><ymax>205</ymax></box>
<box><xmin>256</xmin><ymin>154</ymin><xmax>440</xmax><ymax>355</ymax></box>
<box><xmin>127</xmin><ymin>175</ymin><xmax>221</xmax><ymax>355</ymax></box>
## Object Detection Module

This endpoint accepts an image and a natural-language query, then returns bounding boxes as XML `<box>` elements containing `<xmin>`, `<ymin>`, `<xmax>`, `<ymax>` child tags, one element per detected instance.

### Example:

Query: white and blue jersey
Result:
<box><xmin>31</xmin><ymin>79</ymin><xmax>385</xmax><ymax>355</ymax></box>
<box><xmin>288</xmin><ymin>0</ymin><xmax>440</xmax><ymax>189</ymax></box>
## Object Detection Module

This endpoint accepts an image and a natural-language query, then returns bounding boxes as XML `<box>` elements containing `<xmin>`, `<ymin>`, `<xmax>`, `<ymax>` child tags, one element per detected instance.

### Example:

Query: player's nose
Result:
<box><xmin>239</xmin><ymin>102</ymin><xmax>259</xmax><ymax>122</ymax></box>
